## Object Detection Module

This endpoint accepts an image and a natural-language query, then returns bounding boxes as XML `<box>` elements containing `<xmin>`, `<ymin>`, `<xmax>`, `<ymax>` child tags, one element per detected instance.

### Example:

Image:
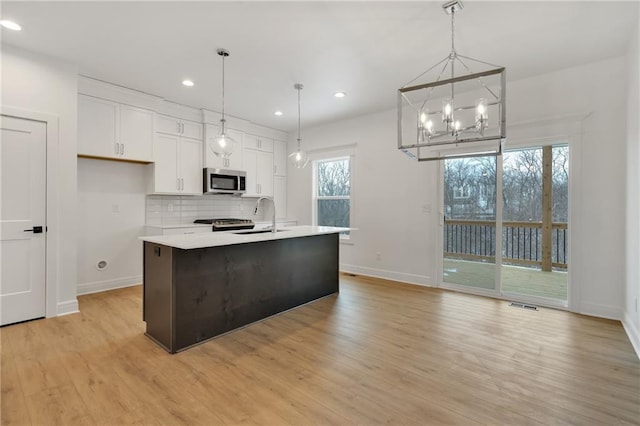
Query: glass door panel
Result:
<box><xmin>501</xmin><ymin>145</ymin><xmax>568</xmax><ymax>302</ymax></box>
<box><xmin>443</xmin><ymin>157</ymin><xmax>497</xmax><ymax>290</ymax></box>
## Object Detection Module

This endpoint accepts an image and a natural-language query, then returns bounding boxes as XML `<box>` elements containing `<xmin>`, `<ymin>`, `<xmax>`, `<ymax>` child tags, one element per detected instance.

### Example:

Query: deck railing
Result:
<box><xmin>444</xmin><ymin>219</ymin><xmax>568</xmax><ymax>270</ymax></box>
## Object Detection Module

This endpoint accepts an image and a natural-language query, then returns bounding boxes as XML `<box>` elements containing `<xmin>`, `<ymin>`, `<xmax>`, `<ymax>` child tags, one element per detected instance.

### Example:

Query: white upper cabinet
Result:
<box><xmin>243</xmin><ymin>148</ymin><xmax>273</xmax><ymax>197</ymax></box>
<box><xmin>149</xmin><ymin>133</ymin><xmax>202</xmax><ymax>195</ymax></box>
<box><xmin>156</xmin><ymin>114</ymin><xmax>203</xmax><ymax>140</ymax></box>
<box><xmin>203</xmin><ymin>124</ymin><xmax>243</xmax><ymax>171</ymax></box>
<box><xmin>78</xmin><ymin>94</ymin><xmax>154</xmax><ymax>162</ymax></box>
<box><xmin>244</xmin><ymin>134</ymin><xmax>274</xmax><ymax>153</ymax></box>
<box><xmin>273</xmin><ymin>141</ymin><xmax>287</xmax><ymax>177</ymax></box>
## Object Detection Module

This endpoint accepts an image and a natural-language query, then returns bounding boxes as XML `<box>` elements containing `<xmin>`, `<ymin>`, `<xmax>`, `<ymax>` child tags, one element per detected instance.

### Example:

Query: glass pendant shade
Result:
<box><xmin>288</xmin><ymin>148</ymin><xmax>309</xmax><ymax>169</ymax></box>
<box><xmin>211</xmin><ymin>127</ymin><xmax>236</xmax><ymax>158</ymax></box>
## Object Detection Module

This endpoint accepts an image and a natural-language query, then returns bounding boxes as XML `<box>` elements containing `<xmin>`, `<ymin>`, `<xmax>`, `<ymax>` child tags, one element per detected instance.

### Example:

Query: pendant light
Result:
<box><xmin>211</xmin><ymin>48</ymin><xmax>236</xmax><ymax>158</ymax></box>
<box><xmin>288</xmin><ymin>83</ymin><xmax>309</xmax><ymax>169</ymax></box>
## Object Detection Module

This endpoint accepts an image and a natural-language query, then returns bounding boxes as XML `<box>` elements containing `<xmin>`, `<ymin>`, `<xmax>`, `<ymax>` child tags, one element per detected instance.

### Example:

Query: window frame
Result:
<box><xmin>312</xmin><ymin>155</ymin><xmax>354</xmax><ymax>242</ymax></box>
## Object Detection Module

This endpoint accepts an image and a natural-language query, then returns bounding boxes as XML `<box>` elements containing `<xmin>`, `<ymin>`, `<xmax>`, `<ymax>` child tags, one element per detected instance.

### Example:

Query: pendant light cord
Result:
<box><xmin>297</xmin><ymin>85</ymin><xmax>302</xmax><ymax>149</ymax></box>
<box><xmin>221</xmin><ymin>53</ymin><xmax>226</xmax><ymax>132</ymax></box>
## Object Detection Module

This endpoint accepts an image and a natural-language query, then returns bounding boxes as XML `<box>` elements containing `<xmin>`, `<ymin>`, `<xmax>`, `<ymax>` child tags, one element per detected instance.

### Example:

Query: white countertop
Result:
<box><xmin>145</xmin><ymin>223</ymin><xmax>212</xmax><ymax>229</ymax></box>
<box><xmin>139</xmin><ymin>225</ymin><xmax>349</xmax><ymax>249</ymax></box>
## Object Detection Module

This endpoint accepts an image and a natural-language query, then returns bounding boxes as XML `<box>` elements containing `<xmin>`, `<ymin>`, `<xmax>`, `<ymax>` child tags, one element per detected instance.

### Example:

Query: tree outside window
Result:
<box><xmin>314</xmin><ymin>157</ymin><xmax>351</xmax><ymax>237</ymax></box>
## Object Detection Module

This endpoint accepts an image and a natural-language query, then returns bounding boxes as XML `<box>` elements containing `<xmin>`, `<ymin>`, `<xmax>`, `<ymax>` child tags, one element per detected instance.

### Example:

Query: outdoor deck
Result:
<box><xmin>443</xmin><ymin>258</ymin><xmax>567</xmax><ymax>301</ymax></box>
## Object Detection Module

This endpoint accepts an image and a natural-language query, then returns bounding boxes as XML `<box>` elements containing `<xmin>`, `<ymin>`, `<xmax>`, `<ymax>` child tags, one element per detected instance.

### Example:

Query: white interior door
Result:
<box><xmin>1</xmin><ymin>115</ymin><xmax>47</xmax><ymax>326</ymax></box>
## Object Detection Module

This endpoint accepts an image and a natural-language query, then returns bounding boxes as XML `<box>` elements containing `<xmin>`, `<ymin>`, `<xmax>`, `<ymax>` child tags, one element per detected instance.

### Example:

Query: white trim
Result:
<box><xmin>1</xmin><ymin>106</ymin><xmax>64</xmax><ymax>319</ymax></box>
<box><xmin>579</xmin><ymin>302</ymin><xmax>622</xmax><ymax>321</ymax></box>
<box><xmin>622</xmin><ymin>312</ymin><xmax>640</xmax><ymax>360</ymax></box>
<box><xmin>56</xmin><ymin>299</ymin><xmax>79</xmax><ymax>316</ymax></box>
<box><xmin>340</xmin><ymin>264</ymin><xmax>431</xmax><ymax>287</ymax></box>
<box><xmin>77</xmin><ymin>275</ymin><xmax>142</xmax><ymax>296</ymax></box>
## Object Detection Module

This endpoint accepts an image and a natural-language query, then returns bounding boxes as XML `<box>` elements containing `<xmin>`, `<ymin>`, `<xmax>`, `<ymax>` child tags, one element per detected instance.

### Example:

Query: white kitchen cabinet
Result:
<box><xmin>78</xmin><ymin>94</ymin><xmax>154</xmax><ymax>162</ymax></box>
<box><xmin>273</xmin><ymin>141</ymin><xmax>287</xmax><ymax>177</ymax></box>
<box><xmin>244</xmin><ymin>134</ymin><xmax>274</xmax><ymax>152</ymax></box>
<box><xmin>149</xmin><ymin>134</ymin><xmax>202</xmax><ymax>195</ymax></box>
<box><xmin>274</xmin><ymin>175</ymin><xmax>287</xmax><ymax>219</ymax></box>
<box><xmin>156</xmin><ymin>114</ymin><xmax>203</xmax><ymax>140</ymax></box>
<box><xmin>203</xmin><ymin>124</ymin><xmax>243</xmax><ymax>170</ymax></box>
<box><xmin>243</xmin><ymin>148</ymin><xmax>273</xmax><ymax>197</ymax></box>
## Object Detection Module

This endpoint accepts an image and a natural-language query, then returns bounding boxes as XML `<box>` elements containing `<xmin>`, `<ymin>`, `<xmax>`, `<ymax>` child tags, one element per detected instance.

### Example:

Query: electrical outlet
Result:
<box><xmin>376</xmin><ymin>252</ymin><xmax>382</xmax><ymax>261</ymax></box>
<box><xmin>112</xmin><ymin>204</ymin><xmax>119</xmax><ymax>213</ymax></box>
<box><xmin>422</xmin><ymin>204</ymin><xmax>432</xmax><ymax>214</ymax></box>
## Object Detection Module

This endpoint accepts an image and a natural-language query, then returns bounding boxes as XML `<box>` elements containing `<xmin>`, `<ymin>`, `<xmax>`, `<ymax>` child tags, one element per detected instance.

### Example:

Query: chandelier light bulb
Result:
<box><xmin>442</xmin><ymin>98</ymin><xmax>453</xmax><ymax>124</ymax></box>
<box><xmin>475</xmin><ymin>98</ymin><xmax>488</xmax><ymax>131</ymax></box>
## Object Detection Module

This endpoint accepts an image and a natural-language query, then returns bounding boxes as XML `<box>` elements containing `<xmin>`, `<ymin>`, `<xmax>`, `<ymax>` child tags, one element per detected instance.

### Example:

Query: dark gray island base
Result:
<box><xmin>143</xmin><ymin>233</ymin><xmax>339</xmax><ymax>353</ymax></box>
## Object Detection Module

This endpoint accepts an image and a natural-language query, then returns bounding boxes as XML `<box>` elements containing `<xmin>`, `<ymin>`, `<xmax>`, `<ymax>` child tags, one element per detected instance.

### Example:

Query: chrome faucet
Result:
<box><xmin>254</xmin><ymin>196</ymin><xmax>276</xmax><ymax>233</ymax></box>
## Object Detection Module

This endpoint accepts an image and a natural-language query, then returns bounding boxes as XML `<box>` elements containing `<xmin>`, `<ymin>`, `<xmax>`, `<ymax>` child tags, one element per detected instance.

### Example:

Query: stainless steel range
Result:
<box><xmin>194</xmin><ymin>218</ymin><xmax>255</xmax><ymax>232</ymax></box>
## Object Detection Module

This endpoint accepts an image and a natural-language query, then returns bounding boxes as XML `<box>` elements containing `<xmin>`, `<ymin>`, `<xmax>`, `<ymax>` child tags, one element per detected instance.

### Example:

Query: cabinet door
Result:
<box><xmin>226</xmin><ymin>129</ymin><xmax>243</xmax><ymax>170</ymax></box>
<box><xmin>78</xmin><ymin>95</ymin><xmax>119</xmax><ymax>158</ymax></box>
<box><xmin>242</xmin><ymin>148</ymin><xmax>259</xmax><ymax>196</ymax></box>
<box><xmin>257</xmin><ymin>151</ymin><xmax>274</xmax><ymax>197</ymax></box>
<box><xmin>244</xmin><ymin>134</ymin><xmax>274</xmax><ymax>152</ymax></box>
<box><xmin>181</xmin><ymin>120</ymin><xmax>203</xmax><ymax>140</ymax></box>
<box><xmin>156</xmin><ymin>114</ymin><xmax>180</xmax><ymax>136</ymax></box>
<box><xmin>153</xmin><ymin>134</ymin><xmax>180</xmax><ymax>193</ymax></box>
<box><xmin>273</xmin><ymin>141</ymin><xmax>287</xmax><ymax>176</ymax></box>
<box><xmin>274</xmin><ymin>176</ymin><xmax>287</xmax><ymax>219</ymax></box>
<box><xmin>180</xmin><ymin>138</ymin><xmax>203</xmax><ymax>195</ymax></box>
<box><xmin>120</xmin><ymin>105</ymin><xmax>154</xmax><ymax>162</ymax></box>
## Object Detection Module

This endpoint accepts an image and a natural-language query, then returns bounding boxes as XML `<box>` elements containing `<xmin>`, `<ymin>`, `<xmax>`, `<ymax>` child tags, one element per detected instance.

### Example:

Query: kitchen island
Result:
<box><xmin>139</xmin><ymin>226</ymin><xmax>347</xmax><ymax>353</ymax></box>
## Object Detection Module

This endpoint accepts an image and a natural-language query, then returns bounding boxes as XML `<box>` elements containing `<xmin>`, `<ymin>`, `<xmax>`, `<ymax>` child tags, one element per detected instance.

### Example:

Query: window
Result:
<box><xmin>313</xmin><ymin>156</ymin><xmax>352</xmax><ymax>238</ymax></box>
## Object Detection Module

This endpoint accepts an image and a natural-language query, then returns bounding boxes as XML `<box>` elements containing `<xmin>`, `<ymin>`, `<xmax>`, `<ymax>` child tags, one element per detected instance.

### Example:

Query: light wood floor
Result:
<box><xmin>2</xmin><ymin>274</ymin><xmax>639</xmax><ymax>425</ymax></box>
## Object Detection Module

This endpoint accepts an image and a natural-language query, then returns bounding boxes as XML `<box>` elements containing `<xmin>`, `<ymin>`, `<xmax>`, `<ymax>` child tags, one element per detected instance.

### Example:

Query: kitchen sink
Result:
<box><xmin>231</xmin><ymin>229</ymin><xmax>289</xmax><ymax>235</ymax></box>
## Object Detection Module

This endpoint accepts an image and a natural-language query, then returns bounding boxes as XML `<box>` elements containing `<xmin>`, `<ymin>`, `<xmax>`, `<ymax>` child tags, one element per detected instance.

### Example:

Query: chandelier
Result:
<box><xmin>397</xmin><ymin>0</ymin><xmax>506</xmax><ymax>161</ymax></box>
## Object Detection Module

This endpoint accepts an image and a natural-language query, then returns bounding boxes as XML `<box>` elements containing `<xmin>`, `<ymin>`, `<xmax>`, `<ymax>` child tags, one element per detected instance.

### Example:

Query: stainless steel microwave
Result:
<box><xmin>203</xmin><ymin>168</ymin><xmax>246</xmax><ymax>195</ymax></box>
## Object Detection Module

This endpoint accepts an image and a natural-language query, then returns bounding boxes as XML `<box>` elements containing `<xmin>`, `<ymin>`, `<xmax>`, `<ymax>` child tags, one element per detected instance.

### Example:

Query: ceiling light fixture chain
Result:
<box><xmin>296</xmin><ymin>83</ymin><xmax>303</xmax><ymax>150</ymax></box>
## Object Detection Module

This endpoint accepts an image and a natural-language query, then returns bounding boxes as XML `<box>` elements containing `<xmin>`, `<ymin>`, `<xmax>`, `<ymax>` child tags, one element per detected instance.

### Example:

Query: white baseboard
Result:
<box><xmin>622</xmin><ymin>311</ymin><xmax>640</xmax><ymax>360</ymax></box>
<box><xmin>77</xmin><ymin>275</ymin><xmax>142</xmax><ymax>296</ymax></box>
<box><xmin>57</xmin><ymin>299</ymin><xmax>79</xmax><ymax>316</ymax></box>
<box><xmin>579</xmin><ymin>302</ymin><xmax>622</xmax><ymax>321</ymax></box>
<box><xmin>340</xmin><ymin>264</ymin><xmax>432</xmax><ymax>287</ymax></box>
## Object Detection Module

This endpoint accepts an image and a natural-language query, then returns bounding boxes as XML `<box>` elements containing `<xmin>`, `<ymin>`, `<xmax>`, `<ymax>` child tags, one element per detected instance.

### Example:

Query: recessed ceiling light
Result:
<box><xmin>182</xmin><ymin>79</ymin><xmax>194</xmax><ymax>87</ymax></box>
<box><xmin>1</xmin><ymin>20</ymin><xmax>22</xmax><ymax>31</ymax></box>
<box><xmin>274</xmin><ymin>111</ymin><xmax>283</xmax><ymax>116</ymax></box>
<box><xmin>333</xmin><ymin>91</ymin><xmax>346</xmax><ymax>98</ymax></box>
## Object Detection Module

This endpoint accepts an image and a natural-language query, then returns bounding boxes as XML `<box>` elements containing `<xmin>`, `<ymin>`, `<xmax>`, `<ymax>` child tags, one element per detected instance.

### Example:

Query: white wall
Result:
<box><xmin>289</xmin><ymin>55</ymin><xmax>630</xmax><ymax>320</ymax></box>
<box><xmin>77</xmin><ymin>158</ymin><xmax>147</xmax><ymax>295</ymax></box>
<box><xmin>1</xmin><ymin>44</ymin><xmax>79</xmax><ymax>314</ymax></box>
<box><xmin>288</xmin><ymin>108</ymin><xmax>438</xmax><ymax>285</ymax></box>
<box><xmin>624</xmin><ymin>13</ymin><xmax>640</xmax><ymax>357</ymax></box>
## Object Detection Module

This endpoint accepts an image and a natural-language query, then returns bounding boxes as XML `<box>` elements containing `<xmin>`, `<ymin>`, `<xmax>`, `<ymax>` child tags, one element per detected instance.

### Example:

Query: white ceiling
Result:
<box><xmin>1</xmin><ymin>1</ymin><xmax>638</xmax><ymax>132</ymax></box>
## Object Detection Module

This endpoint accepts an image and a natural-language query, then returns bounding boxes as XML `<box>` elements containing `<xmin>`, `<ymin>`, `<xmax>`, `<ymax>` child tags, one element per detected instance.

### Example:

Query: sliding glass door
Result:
<box><xmin>440</xmin><ymin>143</ymin><xmax>569</xmax><ymax>305</ymax></box>
<box><xmin>501</xmin><ymin>145</ymin><xmax>568</xmax><ymax>302</ymax></box>
<box><xmin>442</xmin><ymin>156</ymin><xmax>498</xmax><ymax>291</ymax></box>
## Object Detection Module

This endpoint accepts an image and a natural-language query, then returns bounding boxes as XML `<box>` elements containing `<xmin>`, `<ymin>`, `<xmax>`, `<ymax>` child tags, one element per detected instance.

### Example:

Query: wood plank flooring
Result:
<box><xmin>2</xmin><ymin>274</ymin><xmax>639</xmax><ymax>425</ymax></box>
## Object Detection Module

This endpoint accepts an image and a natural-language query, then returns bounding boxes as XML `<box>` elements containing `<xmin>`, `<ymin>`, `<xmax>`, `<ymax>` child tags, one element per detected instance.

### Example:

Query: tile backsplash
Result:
<box><xmin>146</xmin><ymin>194</ymin><xmax>271</xmax><ymax>225</ymax></box>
